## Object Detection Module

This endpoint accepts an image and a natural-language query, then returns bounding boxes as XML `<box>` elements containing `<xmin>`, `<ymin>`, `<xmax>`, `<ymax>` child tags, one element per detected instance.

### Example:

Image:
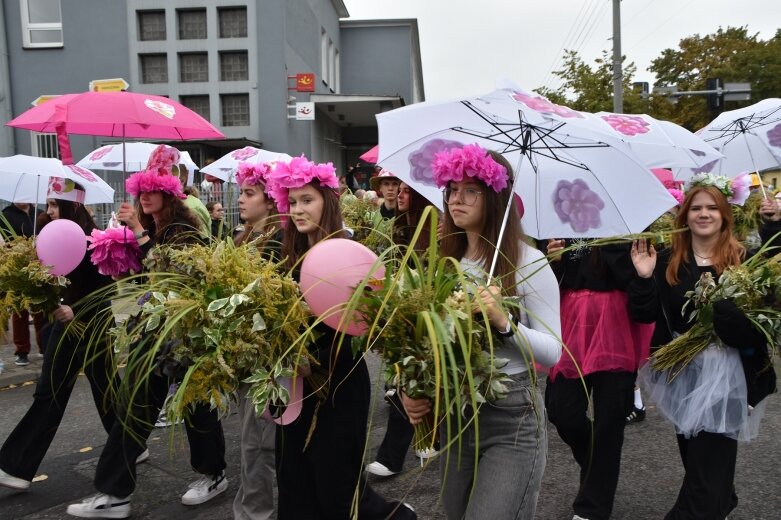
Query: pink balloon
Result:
<box><xmin>299</xmin><ymin>238</ymin><xmax>385</xmax><ymax>335</ymax></box>
<box><xmin>36</xmin><ymin>219</ymin><xmax>87</xmax><ymax>276</ymax></box>
<box><xmin>261</xmin><ymin>376</ymin><xmax>304</xmax><ymax>425</ymax></box>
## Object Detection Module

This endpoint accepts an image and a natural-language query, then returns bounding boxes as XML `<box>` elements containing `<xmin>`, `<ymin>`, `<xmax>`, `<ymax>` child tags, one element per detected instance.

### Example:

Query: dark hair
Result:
<box><xmin>282</xmin><ymin>181</ymin><xmax>346</xmax><ymax>271</ymax></box>
<box><xmin>233</xmin><ymin>188</ymin><xmax>281</xmax><ymax>253</ymax></box>
<box><xmin>393</xmin><ymin>184</ymin><xmax>435</xmax><ymax>252</ymax></box>
<box><xmin>440</xmin><ymin>150</ymin><xmax>523</xmax><ymax>297</ymax></box>
<box><xmin>136</xmin><ymin>193</ymin><xmax>201</xmax><ymax>244</ymax></box>
<box><xmin>51</xmin><ymin>183</ymin><xmax>97</xmax><ymax>233</ymax></box>
<box><xmin>666</xmin><ymin>185</ymin><xmax>744</xmax><ymax>285</ymax></box>
<box><xmin>205</xmin><ymin>201</ymin><xmax>221</xmax><ymax>213</ymax></box>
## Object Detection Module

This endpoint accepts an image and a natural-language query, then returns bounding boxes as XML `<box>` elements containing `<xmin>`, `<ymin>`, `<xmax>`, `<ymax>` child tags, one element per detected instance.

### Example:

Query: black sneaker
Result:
<box><xmin>626</xmin><ymin>406</ymin><xmax>646</xmax><ymax>424</ymax></box>
<box><xmin>14</xmin><ymin>354</ymin><xmax>30</xmax><ymax>366</ymax></box>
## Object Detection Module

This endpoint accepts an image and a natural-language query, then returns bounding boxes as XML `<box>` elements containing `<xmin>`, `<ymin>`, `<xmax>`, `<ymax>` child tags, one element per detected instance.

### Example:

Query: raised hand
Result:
<box><xmin>631</xmin><ymin>239</ymin><xmax>656</xmax><ymax>279</ymax></box>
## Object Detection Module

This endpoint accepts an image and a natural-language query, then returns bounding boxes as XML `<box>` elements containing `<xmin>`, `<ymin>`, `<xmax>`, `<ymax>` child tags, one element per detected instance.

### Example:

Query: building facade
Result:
<box><xmin>0</xmin><ymin>0</ymin><xmax>424</xmax><ymax>176</ymax></box>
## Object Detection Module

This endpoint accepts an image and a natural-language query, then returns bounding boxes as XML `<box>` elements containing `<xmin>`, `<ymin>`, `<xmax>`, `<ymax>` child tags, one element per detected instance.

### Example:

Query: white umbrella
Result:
<box><xmin>588</xmin><ymin>112</ymin><xmax>723</xmax><ymax>169</ymax></box>
<box><xmin>377</xmin><ymin>87</ymin><xmax>677</xmax><ymax>241</ymax></box>
<box><xmin>674</xmin><ymin>99</ymin><xmax>781</xmax><ymax>194</ymax></box>
<box><xmin>0</xmin><ymin>155</ymin><xmax>115</xmax><ymax>205</ymax></box>
<box><xmin>200</xmin><ymin>146</ymin><xmax>292</xmax><ymax>182</ymax></box>
<box><xmin>77</xmin><ymin>142</ymin><xmax>199</xmax><ymax>184</ymax></box>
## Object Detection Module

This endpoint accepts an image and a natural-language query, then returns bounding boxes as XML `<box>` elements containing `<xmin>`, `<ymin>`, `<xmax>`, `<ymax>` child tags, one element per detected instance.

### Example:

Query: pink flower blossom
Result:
<box><xmin>267</xmin><ymin>155</ymin><xmax>338</xmax><ymax>214</ymax></box>
<box><xmin>407</xmin><ymin>139</ymin><xmax>463</xmax><ymax>185</ymax></box>
<box><xmin>231</xmin><ymin>147</ymin><xmax>259</xmax><ymax>160</ymax></box>
<box><xmin>236</xmin><ymin>162</ymin><xmax>273</xmax><ymax>188</ymax></box>
<box><xmin>431</xmin><ymin>143</ymin><xmax>508</xmax><ymax>192</ymax></box>
<box><xmin>66</xmin><ymin>165</ymin><xmax>98</xmax><ymax>183</ymax></box>
<box><xmin>668</xmin><ymin>188</ymin><xmax>685</xmax><ymax>205</ymax></box>
<box><xmin>125</xmin><ymin>171</ymin><xmax>185</xmax><ymax>199</ymax></box>
<box><xmin>89</xmin><ymin>147</ymin><xmax>112</xmax><ymax>160</ymax></box>
<box><xmin>728</xmin><ymin>173</ymin><xmax>750</xmax><ymax>206</ymax></box>
<box><xmin>87</xmin><ymin>226</ymin><xmax>143</xmax><ymax>276</ymax></box>
<box><xmin>510</xmin><ymin>92</ymin><xmax>584</xmax><ymax>119</ymax></box>
<box><xmin>146</xmin><ymin>145</ymin><xmax>180</xmax><ymax>175</ymax></box>
<box><xmin>552</xmin><ymin>179</ymin><xmax>605</xmax><ymax>233</ymax></box>
<box><xmin>601</xmin><ymin>114</ymin><xmax>651</xmax><ymax>136</ymax></box>
<box><xmin>767</xmin><ymin>123</ymin><xmax>781</xmax><ymax>148</ymax></box>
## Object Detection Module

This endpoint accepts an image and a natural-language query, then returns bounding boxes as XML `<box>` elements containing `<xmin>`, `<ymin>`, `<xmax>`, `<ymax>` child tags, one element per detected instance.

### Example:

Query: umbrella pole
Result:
<box><xmin>33</xmin><ymin>174</ymin><xmax>40</xmax><ymax>239</ymax></box>
<box><xmin>743</xmin><ymin>132</ymin><xmax>768</xmax><ymax>199</ymax></box>
<box><xmin>488</xmin><ymin>154</ymin><xmax>527</xmax><ymax>280</ymax></box>
<box><xmin>122</xmin><ymin>126</ymin><xmax>127</xmax><ymax>201</ymax></box>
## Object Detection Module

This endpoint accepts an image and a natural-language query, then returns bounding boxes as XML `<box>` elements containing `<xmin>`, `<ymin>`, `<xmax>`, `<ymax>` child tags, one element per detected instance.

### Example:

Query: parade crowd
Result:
<box><xmin>1</xmin><ymin>139</ymin><xmax>781</xmax><ymax>520</ymax></box>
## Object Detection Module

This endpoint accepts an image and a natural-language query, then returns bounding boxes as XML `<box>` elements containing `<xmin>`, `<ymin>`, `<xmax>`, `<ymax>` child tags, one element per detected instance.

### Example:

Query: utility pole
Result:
<box><xmin>612</xmin><ymin>0</ymin><xmax>623</xmax><ymax>113</ymax></box>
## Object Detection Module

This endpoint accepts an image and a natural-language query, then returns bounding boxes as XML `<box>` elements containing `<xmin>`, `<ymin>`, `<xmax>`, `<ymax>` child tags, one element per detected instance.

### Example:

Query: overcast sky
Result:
<box><xmin>342</xmin><ymin>0</ymin><xmax>780</xmax><ymax>101</ymax></box>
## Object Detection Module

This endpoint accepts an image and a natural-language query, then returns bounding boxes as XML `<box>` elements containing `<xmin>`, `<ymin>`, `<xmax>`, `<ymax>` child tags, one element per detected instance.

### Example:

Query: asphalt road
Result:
<box><xmin>0</xmin><ymin>353</ymin><xmax>779</xmax><ymax>519</ymax></box>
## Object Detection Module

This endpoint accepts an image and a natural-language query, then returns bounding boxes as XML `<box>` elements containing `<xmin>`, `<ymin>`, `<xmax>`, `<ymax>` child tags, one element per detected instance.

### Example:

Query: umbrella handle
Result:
<box><xmin>55</xmin><ymin>123</ymin><xmax>74</xmax><ymax>165</ymax></box>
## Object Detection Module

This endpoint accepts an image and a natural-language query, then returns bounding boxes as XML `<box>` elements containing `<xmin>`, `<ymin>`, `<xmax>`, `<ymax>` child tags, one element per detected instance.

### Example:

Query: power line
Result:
<box><xmin>541</xmin><ymin>0</ymin><xmax>600</xmax><ymax>88</ymax></box>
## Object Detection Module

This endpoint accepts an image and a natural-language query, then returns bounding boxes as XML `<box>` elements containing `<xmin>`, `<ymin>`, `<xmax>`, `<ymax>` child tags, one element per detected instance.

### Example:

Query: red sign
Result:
<box><xmin>296</xmin><ymin>73</ymin><xmax>316</xmax><ymax>92</ymax></box>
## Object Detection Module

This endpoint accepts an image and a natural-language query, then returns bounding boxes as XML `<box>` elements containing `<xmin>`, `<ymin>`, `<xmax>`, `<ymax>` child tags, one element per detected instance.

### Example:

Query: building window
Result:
<box><xmin>334</xmin><ymin>49</ymin><xmax>340</xmax><ymax>93</ymax></box>
<box><xmin>179</xmin><ymin>53</ymin><xmax>208</xmax><ymax>82</ymax></box>
<box><xmin>137</xmin><ymin>10</ymin><xmax>165</xmax><ymax>41</ymax></box>
<box><xmin>328</xmin><ymin>40</ymin><xmax>336</xmax><ymax>92</ymax></box>
<box><xmin>320</xmin><ymin>28</ymin><xmax>328</xmax><ymax>85</ymax></box>
<box><xmin>20</xmin><ymin>0</ymin><xmax>63</xmax><ymax>48</ymax></box>
<box><xmin>31</xmin><ymin>132</ymin><xmax>59</xmax><ymax>158</ymax></box>
<box><xmin>221</xmin><ymin>94</ymin><xmax>249</xmax><ymax>126</ymax></box>
<box><xmin>180</xmin><ymin>95</ymin><xmax>210</xmax><ymax>122</ymax></box>
<box><xmin>140</xmin><ymin>53</ymin><xmax>168</xmax><ymax>83</ymax></box>
<box><xmin>219</xmin><ymin>51</ymin><xmax>248</xmax><ymax>81</ymax></box>
<box><xmin>218</xmin><ymin>7</ymin><xmax>247</xmax><ymax>38</ymax></box>
<box><xmin>178</xmin><ymin>8</ymin><xmax>206</xmax><ymax>40</ymax></box>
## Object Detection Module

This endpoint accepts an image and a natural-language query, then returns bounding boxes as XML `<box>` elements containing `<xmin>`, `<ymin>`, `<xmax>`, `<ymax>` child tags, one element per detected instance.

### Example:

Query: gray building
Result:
<box><xmin>0</xmin><ymin>0</ymin><xmax>424</xmax><ymax>176</ymax></box>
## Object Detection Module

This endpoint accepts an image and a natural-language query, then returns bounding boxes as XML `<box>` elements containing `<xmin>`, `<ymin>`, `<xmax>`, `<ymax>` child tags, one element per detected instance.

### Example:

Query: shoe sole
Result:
<box><xmin>365</xmin><ymin>467</ymin><xmax>399</xmax><ymax>477</ymax></box>
<box><xmin>65</xmin><ymin>505</ymin><xmax>130</xmax><ymax>519</ymax></box>
<box><xmin>0</xmin><ymin>480</ymin><xmax>31</xmax><ymax>491</ymax></box>
<box><xmin>181</xmin><ymin>479</ymin><xmax>228</xmax><ymax>506</ymax></box>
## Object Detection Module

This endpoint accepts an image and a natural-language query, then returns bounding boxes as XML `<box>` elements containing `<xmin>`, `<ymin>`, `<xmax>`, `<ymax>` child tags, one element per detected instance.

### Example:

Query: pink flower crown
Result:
<box><xmin>125</xmin><ymin>144</ymin><xmax>185</xmax><ymax>199</ymax></box>
<box><xmin>431</xmin><ymin>143</ymin><xmax>508</xmax><ymax>192</ymax></box>
<box><xmin>236</xmin><ymin>161</ymin><xmax>273</xmax><ymax>188</ymax></box>
<box><xmin>267</xmin><ymin>155</ymin><xmax>339</xmax><ymax>213</ymax></box>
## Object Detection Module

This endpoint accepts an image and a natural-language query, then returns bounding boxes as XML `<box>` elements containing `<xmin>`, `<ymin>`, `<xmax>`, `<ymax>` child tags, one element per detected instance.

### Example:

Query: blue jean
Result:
<box><xmin>440</xmin><ymin>371</ymin><xmax>547</xmax><ymax>520</ymax></box>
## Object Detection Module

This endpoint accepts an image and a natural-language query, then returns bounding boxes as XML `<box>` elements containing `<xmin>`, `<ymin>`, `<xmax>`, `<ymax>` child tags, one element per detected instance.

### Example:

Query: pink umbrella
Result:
<box><xmin>359</xmin><ymin>145</ymin><xmax>379</xmax><ymax>163</ymax></box>
<box><xmin>7</xmin><ymin>91</ymin><xmax>224</xmax><ymax>165</ymax></box>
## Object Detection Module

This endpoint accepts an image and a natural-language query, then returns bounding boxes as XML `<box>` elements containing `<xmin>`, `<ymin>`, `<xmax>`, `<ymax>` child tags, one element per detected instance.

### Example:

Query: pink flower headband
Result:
<box><xmin>236</xmin><ymin>161</ymin><xmax>273</xmax><ymax>188</ymax></box>
<box><xmin>267</xmin><ymin>155</ymin><xmax>339</xmax><ymax>213</ymax></box>
<box><xmin>47</xmin><ymin>177</ymin><xmax>85</xmax><ymax>203</ymax></box>
<box><xmin>431</xmin><ymin>143</ymin><xmax>508</xmax><ymax>192</ymax></box>
<box><xmin>125</xmin><ymin>144</ymin><xmax>185</xmax><ymax>199</ymax></box>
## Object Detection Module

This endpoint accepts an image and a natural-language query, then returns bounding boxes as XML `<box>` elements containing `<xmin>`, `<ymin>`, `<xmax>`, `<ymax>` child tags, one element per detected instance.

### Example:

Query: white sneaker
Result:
<box><xmin>365</xmin><ymin>461</ymin><xmax>400</xmax><ymax>477</ymax></box>
<box><xmin>573</xmin><ymin>515</ymin><xmax>591</xmax><ymax>520</ymax></box>
<box><xmin>136</xmin><ymin>448</ymin><xmax>150</xmax><ymax>464</ymax></box>
<box><xmin>415</xmin><ymin>447</ymin><xmax>438</xmax><ymax>459</ymax></box>
<box><xmin>0</xmin><ymin>467</ymin><xmax>31</xmax><ymax>490</ymax></box>
<box><xmin>66</xmin><ymin>493</ymin><xmax>131</xmax><ymax>519</ymax></box>
<box><xmin>181</xmin><ymin>471</ymin><xmax>228</xmax><ymax>506</ymax></box>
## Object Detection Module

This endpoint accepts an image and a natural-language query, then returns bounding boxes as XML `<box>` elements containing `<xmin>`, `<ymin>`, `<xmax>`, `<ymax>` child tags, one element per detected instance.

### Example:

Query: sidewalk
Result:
<box><xmin>1</xmin><ymin>324</ymin><xmax>44</xmax><ymax>389</ymax></box>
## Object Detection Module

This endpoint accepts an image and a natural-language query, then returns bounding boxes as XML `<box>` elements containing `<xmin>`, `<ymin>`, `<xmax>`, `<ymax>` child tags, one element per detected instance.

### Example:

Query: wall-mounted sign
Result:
<box><xmin>296</xmin><ymin>73</ymin><xmax>315</xmax><ymax>92</ymax></box>
<box><xmin>295</xmin><ymin>102</ymin><xmax>315</xmax><ymax>120</ymax></box>
<box><xmin>31</xmin><ymin>95</ymin><xmax>61</xmax><ymax>106</ymax></box>
<box><xmin>89</xmin><ymin>78</ymin><xmax>130</xmax><ymax>92</ymax></box>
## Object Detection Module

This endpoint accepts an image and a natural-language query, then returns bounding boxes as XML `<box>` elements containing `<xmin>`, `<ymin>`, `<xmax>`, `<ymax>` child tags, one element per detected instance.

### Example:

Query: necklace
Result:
<box><xmin>692</xmin><ymin>249</ymin><xmax>713</xmax><ymax>265</ymax></box>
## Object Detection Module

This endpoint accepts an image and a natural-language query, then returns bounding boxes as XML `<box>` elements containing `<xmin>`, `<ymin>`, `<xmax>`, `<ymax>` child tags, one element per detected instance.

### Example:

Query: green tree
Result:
<box><xmin>649</xmin><ymin>26</ymin><xmax>781</xmax><ymax>130</ymax></box>
<box><xmin>536</xmin><ymin>49</ymin><xmax>650</xmax><ymax>114</ymax></box>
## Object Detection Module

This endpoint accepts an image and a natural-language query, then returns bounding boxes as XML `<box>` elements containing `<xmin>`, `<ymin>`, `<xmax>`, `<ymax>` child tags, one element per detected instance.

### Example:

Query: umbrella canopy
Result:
<box><xmin>589</xmin><ymin>112</ymin><xmax>723</xmax><ymax>169</ymax></box>
<box><xmin>377</xmin><ymin>87</ymin><xmax>677</xmax><ymax>239</ymax></box>
<box><xmin>7</xmin><ymin>91</ymin><xmax>224</xmax><ymax>141</ymax></box>
<box><xmin>674</xmin><ymin>98</ymin><xmax>781</xmax><ymax>181</ymax></box>
<box><xmin>78</xmin><ymin>142</ymin><xmax>199</xmax><ymax>173</ymax></box>
<box><xmin>0</xmin><ymin>155</ymin><xmax>114</xmax><ymax>204</ymax></box>
<box><xmin>360</xmin><ymin>145</ymin><xmax>379</xmax><ymax>163</ymax></box>
<box><xmin>200</xmin><ymin>146</ymin><xmax>292</xmax><ymax>182</ymax></box>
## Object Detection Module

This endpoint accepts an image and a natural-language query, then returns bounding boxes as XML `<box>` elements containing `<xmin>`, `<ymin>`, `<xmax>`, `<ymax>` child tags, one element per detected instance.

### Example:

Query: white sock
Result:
<box><xmin>633</xmin><ymin>387</ymin><xmax>643</xmax><ymax>410</ymax></box>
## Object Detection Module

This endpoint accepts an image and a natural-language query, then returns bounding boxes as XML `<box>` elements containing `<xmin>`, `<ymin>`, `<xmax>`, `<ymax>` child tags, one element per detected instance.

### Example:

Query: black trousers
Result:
<box><xmin>374</xmin><ymin>393</ymin><xmax>415</xmax><ymax>472</ymax></box>
<box><xmin>545</xmin><ymin>371</ymin><xmax>636</xmax><ymax>520</ymax></box>
<box><xmin>0</xmin><ymin>321</ymin><xmax>119</xmax><ymax>481</ymax></box>
<box><xmin>276</xmin><ymin>356</ymin><xmax>413</xmax><ymax>520</ymax></box>
<box><xmin>93</xmin><ymin>340</ymin><xmax>226</xmax><ymax>497</ymax></box>
<box><xmin>665</xmin><ymin>432</ymin><xmax>738</xmax><ymax>520</ymax></box>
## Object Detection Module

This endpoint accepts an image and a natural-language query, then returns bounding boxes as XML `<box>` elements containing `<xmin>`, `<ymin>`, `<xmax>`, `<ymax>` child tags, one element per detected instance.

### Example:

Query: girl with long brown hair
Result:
<box><xmin>268</xmin><ymin>156</ymin><xmax>415</xmax><ymax>519</ymax></box>
<box><xmin>628</xmin><ymin>176</ymin><xmax>780</xmax><ymax>519</ymax></box>
<box><xmin>402</xmin><ymin>144</ymin><xmax>562</xmax><ymax>519</ymax></box>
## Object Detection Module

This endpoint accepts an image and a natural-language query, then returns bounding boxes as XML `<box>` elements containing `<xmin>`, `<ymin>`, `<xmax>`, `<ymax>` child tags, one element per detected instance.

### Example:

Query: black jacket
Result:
<box><xmin>1</xmin><ymin>204</ymin><xmax>36</xmax><ymax>237</ymax></box>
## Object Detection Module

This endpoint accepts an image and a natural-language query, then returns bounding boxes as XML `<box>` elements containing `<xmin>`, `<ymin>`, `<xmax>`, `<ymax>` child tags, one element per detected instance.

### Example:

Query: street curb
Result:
<box><xmin>0</xmin><ymin>371</ymin><xmax>38</xmax><ymax>389</ymax></box>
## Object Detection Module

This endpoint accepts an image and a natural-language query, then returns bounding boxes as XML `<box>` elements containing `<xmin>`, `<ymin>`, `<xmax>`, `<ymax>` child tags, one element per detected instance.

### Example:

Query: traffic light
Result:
<box><xmin>706</xmin><ymin>78</ymin><xmax>723</xmax><ymax>112</ymax></box>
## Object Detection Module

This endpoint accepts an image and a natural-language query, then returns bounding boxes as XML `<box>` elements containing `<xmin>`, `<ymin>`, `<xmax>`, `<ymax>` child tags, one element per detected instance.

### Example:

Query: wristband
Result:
<box><xmin>134</xmin><ymin>229</ymin><xmax>149</xmax><ymax>240</ymax></box>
